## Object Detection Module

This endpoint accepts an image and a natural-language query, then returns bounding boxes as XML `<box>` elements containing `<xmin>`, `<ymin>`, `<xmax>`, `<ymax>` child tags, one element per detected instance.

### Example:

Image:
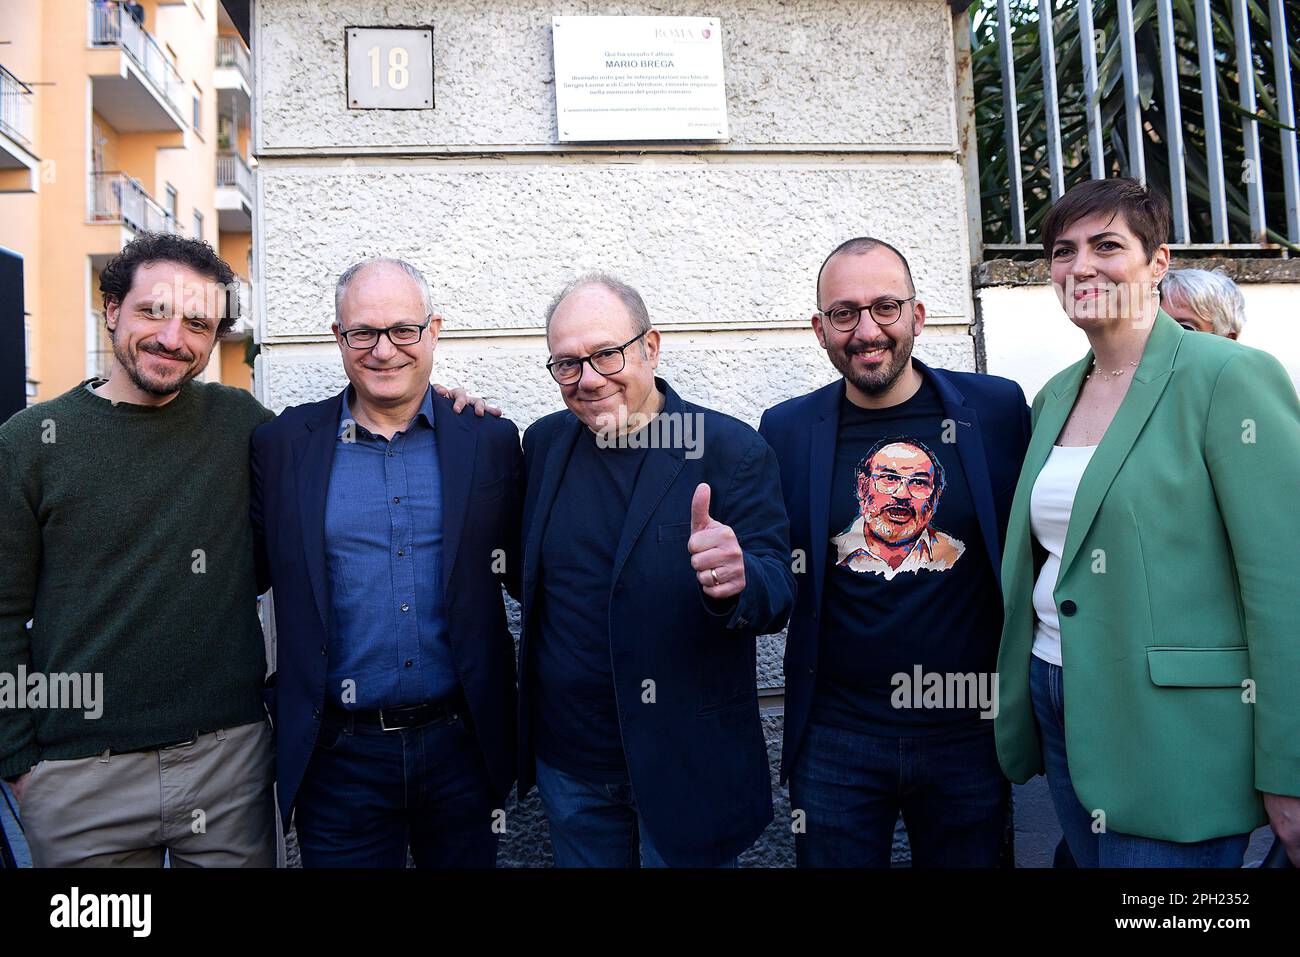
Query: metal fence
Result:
<box><xmin>88</xmin><ymin>0</ymin><xmax>187</xmax><ymax>120</ymax></box>
<box><xmin>89</xmin><ymin>171</ymin><xmax>183</xmax><ymax>236</ymax></box>
<box><xmin>974</xmin><ymin>0</ymin><xmax>1300</xmax><ymax>252</ymax></box>
<box><xmin>0</xmin><ymin>64</ymin><xmax>33</xmax><ymax>148</ymax></box>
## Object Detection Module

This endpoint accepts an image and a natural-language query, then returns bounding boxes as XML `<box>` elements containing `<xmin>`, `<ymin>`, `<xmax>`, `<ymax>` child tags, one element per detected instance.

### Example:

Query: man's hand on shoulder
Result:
<box><xmin>433</xmin><ymin>383</ymin><xmax>502</xmax><ymax>418</ymax></box>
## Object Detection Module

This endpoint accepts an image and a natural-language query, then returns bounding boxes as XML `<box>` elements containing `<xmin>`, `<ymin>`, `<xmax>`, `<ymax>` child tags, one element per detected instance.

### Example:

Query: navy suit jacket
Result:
<box><xmin>759</xmin><ymin>361</ymin><xmax>1031</xmax><ymax>782</ymax></box>
<box><xmin>250</xmin><ymin>388</ymin><xmax>524</xmax><ymax>825</ymax></box>
<box><xmin>517</xmin><ymin>379</ymin><xmax>795</xmax><ymax>866</ymax></box>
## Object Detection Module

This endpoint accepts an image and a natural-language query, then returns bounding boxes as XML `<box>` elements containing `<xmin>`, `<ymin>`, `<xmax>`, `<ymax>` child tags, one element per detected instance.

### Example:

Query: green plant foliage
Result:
<box><xmin>972</xmin><ymin>0</ymin><xmax>1300</xmax><ymax>250</ymax></box>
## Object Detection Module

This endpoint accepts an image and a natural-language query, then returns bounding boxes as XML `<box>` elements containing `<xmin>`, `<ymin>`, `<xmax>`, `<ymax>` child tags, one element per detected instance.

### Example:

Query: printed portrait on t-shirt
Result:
<box><xmin>831</xmin><ymin>437</ymin><xmax>966</xmax><ymax>581</ymax></box>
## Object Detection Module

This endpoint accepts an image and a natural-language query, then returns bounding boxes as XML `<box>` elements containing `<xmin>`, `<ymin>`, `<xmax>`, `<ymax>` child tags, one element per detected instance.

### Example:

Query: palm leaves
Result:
<box><xmin>972</xmin><ymin>0</ymin><xmax>1300</xmax><ymax>250</ymax></box>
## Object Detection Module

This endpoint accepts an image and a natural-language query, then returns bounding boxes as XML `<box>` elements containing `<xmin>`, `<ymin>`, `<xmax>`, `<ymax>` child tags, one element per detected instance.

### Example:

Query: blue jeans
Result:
<box><xmin>294</xmin><ymin>707</ymin><xmax>499</xmax><ymax>868</ymax></box>
<box><xmin>1029</xmin><ymin>655</ymin><xmax>1249</xmax><ymax>867</ymax></box>
<box><xmin>535</xmin><ymin>756</ymin><xmax>738</xmax><ymax>868</ymax></box>
<box><xmin>789</xmin><ymin>718</ymin><xmax>1008</xmax><ymax>867</ymax></box>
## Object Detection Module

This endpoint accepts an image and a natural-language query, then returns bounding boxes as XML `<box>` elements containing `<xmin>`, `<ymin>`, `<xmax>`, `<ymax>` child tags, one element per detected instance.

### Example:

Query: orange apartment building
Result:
<box><xmin>0</xmin><ymin>0</ymin><xmax>254</xmax><ymax>404</ymax></box>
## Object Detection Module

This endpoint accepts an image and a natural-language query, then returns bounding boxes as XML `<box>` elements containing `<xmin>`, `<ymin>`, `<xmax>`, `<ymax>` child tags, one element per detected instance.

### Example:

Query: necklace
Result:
<box><xmin>1085</xmin><ymin>359</ymin><xmax>1138</xmax><ymax>382</ymax></box>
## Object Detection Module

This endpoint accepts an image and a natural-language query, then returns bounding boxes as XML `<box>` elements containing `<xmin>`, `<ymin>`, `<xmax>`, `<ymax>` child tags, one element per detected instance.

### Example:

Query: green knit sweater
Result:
<box><xmin>0</xmin><ymin>379</ymin><xmax>274</xmax><ymax>779</ymax></box>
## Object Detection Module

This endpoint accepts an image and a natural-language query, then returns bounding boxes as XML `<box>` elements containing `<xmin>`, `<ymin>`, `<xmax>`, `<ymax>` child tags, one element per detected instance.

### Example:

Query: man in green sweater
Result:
<box><xmin>0</xmin><ymin>233</ymin><xmax>276</xmax><ymax>866</ymax></box>
<box><xmin>1</xmin><ymin>233</ymin><xmax>491</xmax><ymax>867</ymax></box>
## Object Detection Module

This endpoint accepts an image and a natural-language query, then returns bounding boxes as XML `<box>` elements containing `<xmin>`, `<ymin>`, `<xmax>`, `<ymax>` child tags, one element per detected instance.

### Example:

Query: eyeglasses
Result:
<box><xmin>339</xmin><ymin>318</ymin><xmax>432</xmax><ymax>350</ymax></box>
<box><xmin>865</xmin><ymin>470</ymin><xmax>934</xmax><ymax>499</ymax></box>
<box><xmin>546</xmin><ymin>330</ymin><xmax>649</xmax><ymax>385</ymax></box>
<box><xmin>820</xmin><ymin>297</ymin><xmax>916</xmax><ymax>331</ymax></box>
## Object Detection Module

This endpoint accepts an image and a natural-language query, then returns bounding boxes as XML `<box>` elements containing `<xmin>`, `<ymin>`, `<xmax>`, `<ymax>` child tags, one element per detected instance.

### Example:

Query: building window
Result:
<box><xmin>218</xmin><ymin>113</ymin><xmax>234</xmax><ymax>150</ymax></box>
<box><xmin>193</xmin><ymin>209</ymin><xmax>204</xmax><ymax>240</ymax></box>
<box><xmin>192</xmin><ymin>92</ymin><xmax>202</xmax><ymax>133</ymax></box>
<box><xmin>165</xmin><ymin>184</ymin><xmax>178</xmax><ymax>228</ymax></box>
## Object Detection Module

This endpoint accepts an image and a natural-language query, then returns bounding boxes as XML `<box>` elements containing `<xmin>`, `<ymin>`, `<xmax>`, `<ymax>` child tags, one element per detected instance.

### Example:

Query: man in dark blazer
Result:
<box><xmin>251</xmin><ymin>258</ymin><xmax>522</xmax><ymax>867</ymax></box>
<box><xmin>760</xmin><ymin>238</ymin><xmax>1031</xmax><ymax>867</ymax></box>
<box><xmin>518</xmin><ymin>273</ymin><xmax>795</xmax><ymax>867</ymax></box>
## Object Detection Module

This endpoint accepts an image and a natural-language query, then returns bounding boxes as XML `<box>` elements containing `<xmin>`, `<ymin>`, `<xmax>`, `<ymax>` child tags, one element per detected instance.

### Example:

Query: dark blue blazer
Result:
<box><xmin>250</xmin><ymin>389</ymin><xmax>524</xmax><ymax>825</ymax></box>
<box><xmin>758</xmin><ymin>360</ymin><xmax>1031</xmax><ymax>782</ymax></box>
<box><xmin>517</xmin><ymin>379</ymin><xmax>795</xmax><ymax>866</ymax></box>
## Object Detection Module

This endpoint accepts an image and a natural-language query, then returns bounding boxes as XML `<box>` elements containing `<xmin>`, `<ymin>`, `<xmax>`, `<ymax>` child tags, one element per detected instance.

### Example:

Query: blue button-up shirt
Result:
<box><xmin>324</xmin><ymin>385</ymin><xmax>455</xmax><ymax>709</ymax></box>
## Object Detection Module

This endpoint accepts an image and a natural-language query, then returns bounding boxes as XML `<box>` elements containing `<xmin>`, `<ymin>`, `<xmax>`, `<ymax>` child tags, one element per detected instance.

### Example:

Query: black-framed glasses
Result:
<box><xmin>820</xmin><ymin>297</ymin><xmax>916</xmax><ymax>331</ymax></box>
<box><xmin>546</xmin><ymin>330</ymin><xmax>649</xmax><ymax>385</ymax></box>
<box><xmin>340</xmin><ymin>317</ymin><xmax>432</xmax><ymax>350</ymax></box>
<box><xmin>867</xmin><ymin>469</ymin><xmax>935</xmax><ymax>499</ymax></box>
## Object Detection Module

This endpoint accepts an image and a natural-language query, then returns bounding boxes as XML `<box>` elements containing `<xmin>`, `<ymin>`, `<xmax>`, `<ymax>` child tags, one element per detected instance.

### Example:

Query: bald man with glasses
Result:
<box><xmin>251</xmin><ymin>257</ymin><xmax>524</xmax><ymax>867</ymax></box>
<box><xmin>515</xmin><ymin>272</ymin><xmax>795</xmax><ymax>868</ymax></box>
<box><xmin>760</xmin><ymin>237</ymin><xmax>1032</xmax><ymax>867</ymax></box>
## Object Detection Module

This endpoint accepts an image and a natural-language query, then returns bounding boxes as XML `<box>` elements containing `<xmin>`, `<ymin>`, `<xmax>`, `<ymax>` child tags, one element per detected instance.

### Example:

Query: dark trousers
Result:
<box><xmin>534</xmin><ymin>754</ymin><xmax>739</xmax><ymax>868</ymax></box>
<box><xmin>790</xmin><ymin>718</ymin><xmax>1008</xmax><ymax>867</ymax></box>
<box><xmin>294</xmin><ymin>707</ymin><xmax>499</xmax><ymax>868</ymax></box>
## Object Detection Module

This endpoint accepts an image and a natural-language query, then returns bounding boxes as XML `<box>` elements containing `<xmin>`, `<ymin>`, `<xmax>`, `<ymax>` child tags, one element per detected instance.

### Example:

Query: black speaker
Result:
<box><xmin>0</xmin><ymin>246</ymin><xmax>27</xmax><ymax>423</ymax></box>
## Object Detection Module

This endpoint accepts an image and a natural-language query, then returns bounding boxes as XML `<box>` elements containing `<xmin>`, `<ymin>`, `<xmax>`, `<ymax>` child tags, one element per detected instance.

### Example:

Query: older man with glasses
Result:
<box><xmin>515</xmin><ymin>272</ymin><xmax>795</xmax><ymax>867</ymax></box>
<box><xmin>250</xmin><ymin>257</ymin><xmax>524</xmax><ymax>867</ymax></box>
<box><xmin>1161</xmin><ymin>268</ymin><xmax>1247</xmax><ymax>340</ymax></box>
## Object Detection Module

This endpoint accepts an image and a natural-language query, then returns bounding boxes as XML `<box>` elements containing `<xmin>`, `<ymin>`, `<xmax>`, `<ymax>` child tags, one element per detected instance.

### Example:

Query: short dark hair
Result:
<box><xmin>99</xmin><ymin>232</ymin><xmax>241</xmax><ymax>337</ymax></box>
<box><xmin>816</xmin><ymin>237</ymin><xmax>915</xmax><ymax>308</ymax></box>
<box><xmin>1040</xmin><ymin>177</ymin><xmax>1171</xmax><ymax>261</ymax></box>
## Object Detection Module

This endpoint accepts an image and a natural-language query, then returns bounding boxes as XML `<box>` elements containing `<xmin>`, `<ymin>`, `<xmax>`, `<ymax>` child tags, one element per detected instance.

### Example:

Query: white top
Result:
<box><xmin>1030</xmin><ymin>444</ymin><xmax>1097</xmax><ymax>666</ymax></box>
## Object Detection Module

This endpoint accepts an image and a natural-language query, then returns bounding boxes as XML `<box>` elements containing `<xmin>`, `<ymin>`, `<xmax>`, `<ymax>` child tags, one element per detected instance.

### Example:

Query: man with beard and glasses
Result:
<box><xmin>759</xmin><ymin>237</ymin><xmax>1032</xmax><ymax>867</ymax></box>
<box><xmin>0</xmin><ymin>234</ymin><xmax>488</xmax><ymax>867</ymax></box>
<box><xmin>0</xmin><ymin>232</ymin><xmax>278</xmax><ymax>867</ymax></box>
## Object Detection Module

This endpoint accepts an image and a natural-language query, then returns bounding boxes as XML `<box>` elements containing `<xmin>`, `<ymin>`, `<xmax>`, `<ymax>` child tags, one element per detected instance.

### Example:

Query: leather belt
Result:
<box><xmin>326</xmin><ymin>694</ymin><xmax>465</xmax><ymax>732</ymax></box>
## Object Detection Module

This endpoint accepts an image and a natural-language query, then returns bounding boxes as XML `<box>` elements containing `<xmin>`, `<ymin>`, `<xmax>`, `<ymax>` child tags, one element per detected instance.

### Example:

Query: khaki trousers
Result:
<box><xmin>20</xmin><ymin>719</ymin><xmax>275</xmax><ymax>868</ymax></box>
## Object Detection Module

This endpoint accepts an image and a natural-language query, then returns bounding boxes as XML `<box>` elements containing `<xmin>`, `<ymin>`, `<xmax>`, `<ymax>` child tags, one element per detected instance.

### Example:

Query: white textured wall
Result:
<box><xmin>980</xmin><ymin>283</ymin><xmax>1300</xmax><ymax>403</ymax></box>
<box><xmin>256</xmin><ymin>0</ymin><xmax>958</xmax><ymax>152</ymax></box>
<box><xmin>253</xmin><ymin>0</ymin><xmax>975</xmax><ymax>427</ymax></box>
<box><xmin>259</xmin><ymin>163</ymin><xmax>973</xmax><ymax>340</ymax></box>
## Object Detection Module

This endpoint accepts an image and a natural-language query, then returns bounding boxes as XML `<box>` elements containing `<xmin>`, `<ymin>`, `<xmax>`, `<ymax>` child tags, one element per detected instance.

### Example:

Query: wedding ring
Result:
<box><xmin>710</xmin><ymin>568</ymin><xmax>721</xmax><ymax>586</ymax></box>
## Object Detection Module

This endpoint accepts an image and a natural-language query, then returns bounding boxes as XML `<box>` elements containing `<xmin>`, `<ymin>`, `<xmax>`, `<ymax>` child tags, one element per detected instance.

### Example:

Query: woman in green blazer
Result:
<box><xmin>994</xmin><ymin>177</ymin><xmax>1300</xmax><ymax>867</ymax></box>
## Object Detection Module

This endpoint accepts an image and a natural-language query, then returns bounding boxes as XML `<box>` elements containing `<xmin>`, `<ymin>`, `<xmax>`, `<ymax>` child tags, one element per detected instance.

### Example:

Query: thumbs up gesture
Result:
<box><xmin>688</xmin><ymin>483</ymin><xmax>746</xmax><ymax>600</ymax></box>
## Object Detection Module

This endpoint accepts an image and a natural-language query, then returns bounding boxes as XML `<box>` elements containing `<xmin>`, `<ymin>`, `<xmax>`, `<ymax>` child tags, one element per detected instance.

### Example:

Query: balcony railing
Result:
<box><xmin>88</xmin><ymin>0</ymin><xmax>186</xmax><ymax>120</ymax></box>
<box><xmin>90</xmin><ymin>171</ymin><xmax>183</xmax><ymax>236</ymax></box>
<box><xmin>216</xmin><ymin>151</ymin><xmax>252</xmax><ymax>197</ymax></box>
<box><xmin>0</xmin><ymin>64</ymin><xmax>33</xmax><ymax>147</ymax></box>
<box><xmin>216</xmin><ymin>35</ymin><xmax>251</xmax><ymax>83</ymax></box>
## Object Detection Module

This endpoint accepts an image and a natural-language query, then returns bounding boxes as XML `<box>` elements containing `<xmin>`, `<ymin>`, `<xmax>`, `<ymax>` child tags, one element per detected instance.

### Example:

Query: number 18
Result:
<box><xmin>367</xmin><ymin>45</ymin><xmax>409</xmax><ymax>90</ymax></box>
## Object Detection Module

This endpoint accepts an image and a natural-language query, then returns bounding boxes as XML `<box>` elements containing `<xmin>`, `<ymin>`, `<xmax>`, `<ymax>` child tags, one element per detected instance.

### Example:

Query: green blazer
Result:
<box><xmin>995</xmin><ymin>310</ymin><xmax>1300</xmax><ymax>843</ymax></box>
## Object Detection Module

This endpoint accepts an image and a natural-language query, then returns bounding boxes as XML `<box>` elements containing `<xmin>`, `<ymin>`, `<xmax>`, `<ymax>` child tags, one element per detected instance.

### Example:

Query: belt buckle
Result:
<box><xmin>378</xmin><ymin>709</ymin><xmax>412</xmax><ymax>732</ymax></box>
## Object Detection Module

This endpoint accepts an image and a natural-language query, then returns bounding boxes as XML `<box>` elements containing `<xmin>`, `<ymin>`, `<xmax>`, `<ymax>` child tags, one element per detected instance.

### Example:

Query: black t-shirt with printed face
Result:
<box><xmin>813</xmin><ymin>378</ymin><xmax>1003</xmax><ymax>735</ymax></box>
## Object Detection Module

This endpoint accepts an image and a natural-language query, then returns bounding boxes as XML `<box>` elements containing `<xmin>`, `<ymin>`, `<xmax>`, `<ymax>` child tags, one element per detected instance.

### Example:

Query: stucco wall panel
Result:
<box><xmin>259</xmin><ymin>162</ymin><xmax>973</xmax><ymax>340</ymax></box>
<box><xmin>256</xmin><ymin>0</ymin><xmax>957</xmax><ymax>151</ymax></box>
